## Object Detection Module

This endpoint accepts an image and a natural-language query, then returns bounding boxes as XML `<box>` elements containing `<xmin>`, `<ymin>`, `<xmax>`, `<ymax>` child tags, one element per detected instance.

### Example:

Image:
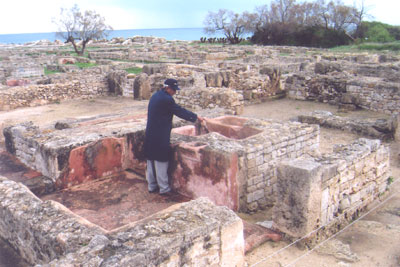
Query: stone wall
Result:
<box><xmin>0</xmin><ymin>176</ymin><xmax>104</xmax><ymax>265</ymax></box>
<box><xmin>241</xmin><ymin>121</ymin><xmax>319</xmax><ymax>211</ymax></box>
<box><xmin>274</xmin><ymin>138</ymin><xmax>390</xmax><ymax>240</ymax></box>
<box><xmin>298</xmin><ymin>110</ymin><xmax>398</xmax><ymax>141</ymax></box>
<box><xmin>0</xmin><ymin>176</ymin><xmax>244</xmax><ymax>266</ymax></box>
<box><xmin>285</xmin><ymin>74</ymin><xmax>400</xmax><ymax>115</ymax></box>
<box><xmin>0</xmin><ymin>68</ymin><xmax>109</xmax><ymax>111</ymax></box>
<box><xmin>175</xmin><ymin>87</ymin><xmax>244</xmax><ymax>115</ymax></box>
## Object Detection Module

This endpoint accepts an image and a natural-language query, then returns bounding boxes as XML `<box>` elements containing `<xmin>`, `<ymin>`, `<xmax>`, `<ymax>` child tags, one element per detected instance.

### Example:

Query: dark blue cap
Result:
<box><xmin>164</xmin><ymin>78</ymin><xmax>181</xmax><ymax>91</ymax></box>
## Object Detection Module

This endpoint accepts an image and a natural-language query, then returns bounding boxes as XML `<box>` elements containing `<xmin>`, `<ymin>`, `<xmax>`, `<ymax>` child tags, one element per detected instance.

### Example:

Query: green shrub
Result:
<box><xmin>366</xmin><ymin>24</ymin><xmax>395</xmax><ymax>43</ymax></box>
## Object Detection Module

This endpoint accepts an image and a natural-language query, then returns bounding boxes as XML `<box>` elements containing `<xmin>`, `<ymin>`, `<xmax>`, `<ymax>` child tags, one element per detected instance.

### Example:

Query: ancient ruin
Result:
<box><xmin>0</xmin><ymin>36</ymin><xmax>398</xmax><ymax>266</ymax></box>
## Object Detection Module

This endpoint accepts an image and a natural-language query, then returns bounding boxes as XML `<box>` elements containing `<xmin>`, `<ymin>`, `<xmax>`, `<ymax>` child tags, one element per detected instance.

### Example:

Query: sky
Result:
<box><xmin>0</xmin><ymin>0</ymin><xmax>399</xmax><ymax>35</ymax></box>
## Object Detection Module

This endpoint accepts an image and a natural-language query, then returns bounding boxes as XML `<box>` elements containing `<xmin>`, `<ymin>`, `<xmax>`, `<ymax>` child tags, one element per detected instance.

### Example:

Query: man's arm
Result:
<box><xmin>171</xmin><ymin>101</ymin><xmax>198</xmax><ymax>122</ymax></box>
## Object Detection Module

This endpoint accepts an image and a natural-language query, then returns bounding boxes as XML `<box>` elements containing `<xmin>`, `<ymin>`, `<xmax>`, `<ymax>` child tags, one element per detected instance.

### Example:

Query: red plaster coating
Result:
<box><xmin>171</xmin><ymin>125</ymin><xmax>196</xmax><ymax>136</ymax></box>
<box><xmin>124</xmin><ymin>132</ymin><xmax>147</xmax><ymax>176</ymax></box>
<box><xmin>77</xmin><ymin>114</ymin><xmax>146</xmax><ymax>127</ymax></box>
<box><xmin>204</xmin><ymin>118</ymin><xmax>261</xmax><ymax>140</ymax></box>
<box><xmin>23</xmin><ymin>170</ymin><xmax>43</xmax><ymax>179</ymax></box>
<box><xmin>6</xmin><ymin>79</ymin><xmax>30</xmax><ymax>87</ymax></box>
<box><xmin>57</xmin><ymin>137</ymin><xmax>126</xmax><ymax>189</ymax></box>
<box><xmin>172</xmin><ymin>116</ymin><xmax>261</xmax><ymax>140</ymax></box>
<box><xmin>211</xmin><ymin>116</ymin><xmax>248</xmax><ymax>126</ymax></box>
<box><xmin>171</xmin><ymin>142</ymin><xmax>240</xmax><ymax>211</ymax></box>
<box><xmin>243</xmin><ymin>221</ymin><xmax>282</xmax><ymax>254</ymax></box>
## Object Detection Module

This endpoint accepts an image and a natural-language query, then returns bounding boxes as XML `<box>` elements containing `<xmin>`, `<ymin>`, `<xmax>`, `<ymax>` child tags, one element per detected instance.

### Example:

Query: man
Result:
<box><xmin>144</xmin><ymin>78</ymin><xmax>203</xmax><ymax>196</ymax></box>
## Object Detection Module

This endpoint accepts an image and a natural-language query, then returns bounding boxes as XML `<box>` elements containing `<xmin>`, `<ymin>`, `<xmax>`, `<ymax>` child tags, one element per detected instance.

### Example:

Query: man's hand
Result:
<box><xmin>197</xmin><ymin>116</ymin><xmax>204</xmax><ymax>123</ymax></box>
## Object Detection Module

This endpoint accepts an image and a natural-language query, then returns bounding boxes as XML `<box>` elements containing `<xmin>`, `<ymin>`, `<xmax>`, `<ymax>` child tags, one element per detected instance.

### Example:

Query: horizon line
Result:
<box><xmin>0</xmin><ymin>27</ymin><xmax>204</xmax><ymax>36</ymax></box>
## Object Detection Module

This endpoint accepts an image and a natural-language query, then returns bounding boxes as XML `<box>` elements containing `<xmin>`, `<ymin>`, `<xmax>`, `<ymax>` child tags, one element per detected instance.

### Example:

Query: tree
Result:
<box><xmin>53</xmin><ymin>5</ymin><xmax>112</xmax><ymax>56</ymax></box>
<box><xmin>203</xmin><ymin>9</ymin><xmax>255</xmax><ymax>44</ymax></box>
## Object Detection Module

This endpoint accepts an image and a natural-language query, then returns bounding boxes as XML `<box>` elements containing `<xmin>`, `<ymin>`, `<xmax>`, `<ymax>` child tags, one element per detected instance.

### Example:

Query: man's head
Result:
<box><xmin>164</xmin><ymin>79</ymin><xmax>180</xmax><ymax>91</ymax></box>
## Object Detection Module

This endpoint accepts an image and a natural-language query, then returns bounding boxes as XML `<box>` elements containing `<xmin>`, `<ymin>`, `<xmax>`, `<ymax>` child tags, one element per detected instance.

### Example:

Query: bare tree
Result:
<box><xmin>203</xmin><ymin>9</ymin><xmax>255</xmax><ymax>44</ymax></box>
<box><xmin>327</xmin><ymin>0</ymin><xmax>358</xmax><ymax>31</ymax></box>
<box><xmin>269</xmin><ymin>0</ymin><xmax>297</xmax><ymax>24</ymax></box>
<box><xmin>53</xmin><ymin>5</ymin><xmax>112</xmax><ymax>56</ymax></box>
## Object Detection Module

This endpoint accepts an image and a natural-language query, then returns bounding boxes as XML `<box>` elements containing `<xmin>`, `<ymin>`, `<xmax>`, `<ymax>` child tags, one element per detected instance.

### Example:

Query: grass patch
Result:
<box><xmin>86</xmin><ymin>46</ymin><xmax>102</xmax><ymax>50</ymax></box>
<box><xmin>132</xmin><ymin>60</ymin><xmax>164</xmax><ymax>64</ymax></box>
<box><xmin>125</xmin><ymin>67</ymin><xmax>143</xmax><ymax>74</ymax></box>
<box><xmin>358</xmin><ymin>42</ymin><xmax>400</xmax><ymax>51</ymax></box>
<box><xmin>45</xmin><ymin>51</ymin><xmax>58</xmax><ymax>55</ymax></box>
<box><xmin>110</xmin><ymin>58</ymin><xmax>133</xmax><ymax>63</ymax></box>
<box><xmin>330</xmin><ymin>41</ymin><xmax>400</xmax><ymax>52</ymax></box>
<box><xmin>74</xmin><ymin>62</ymin><xmax>98</xmax><ymax>69</ymax></box>
<box><xmin>44</xmin><ymin>68</ymin><xmax>61</xmax><ymax>75</ymax></box>
<box><xmin>69</xmin><ymin>51</ymin><xmax>89</xmax><ymax>58</ymax></box>
<box><xmin>237</xmin><ymin>40</ymin><xmax>253</xmax><ymax>46</ymax></box>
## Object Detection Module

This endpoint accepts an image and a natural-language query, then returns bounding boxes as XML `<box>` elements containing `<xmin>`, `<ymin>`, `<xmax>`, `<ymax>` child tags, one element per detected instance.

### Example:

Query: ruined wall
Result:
<box><xmin>274</xmin><ymin>138</ymin><xmax>390</xmax><ymax>240</ymax></box>
<box><xmin>0</xmin><ymin>176</ymin><xmax>244</xmax><ymax>266</ymax></box>
<box><xmin>298</xmin><ymin>110</ymin><xmax>398</xmax><ymax>141</ymax></box>
<box><xmin>0</xmin><ymin>69</ymin><xmax>108</xmax><ymax>111</ymax></box>
<box><xmin>242</xmin><ymin>121</ymin><xmax>319</xmax><ymax>212</ymax></box>
<box><xmin>0</xmin><ymin>176</ymin><xmax>104</xmax><ymax>265</ymax></box>
<box><xmin>285</xmin><ymin>74</ymin><xmax>400</xmax><ymax>115</ymax></box>
<box><xmin>175</xmin><ymin>87</ymin><xmax>244</xmax><ymax>115</ymax></box>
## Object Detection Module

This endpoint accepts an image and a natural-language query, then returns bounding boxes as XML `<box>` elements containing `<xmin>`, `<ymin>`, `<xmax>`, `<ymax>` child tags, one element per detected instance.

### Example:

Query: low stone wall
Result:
<box><xmin>42</xmin><ymin>198</ymin><xmax>244</xmax><ymax>267</ymax></box>
<box><xmin>298</xmin><ymin>110</ymin><xmax>398</xmax><ymax>141</ymax></box>
<box><xmin>0</xmin><ymin>176</ymin><xmax>244</xmax><ymax>266</ymax></box>
<box><xmin>285</xmin><ymin>74</ymin><xmax>400</xmax><ymax>115</ymax></box>
<box><xmin>0</xmin><ymin>176</ymin><xmax>104</xmax><ymax>265</ymax></box>
<box><xmin>0</xmin><ymin>70</ymin><xmax>108</xmax><ymax>111</ymax></box>
<box><xmin>274</xmin><ymin>138</ymin><xmax>390</xmax><ymax>241</ymax></box>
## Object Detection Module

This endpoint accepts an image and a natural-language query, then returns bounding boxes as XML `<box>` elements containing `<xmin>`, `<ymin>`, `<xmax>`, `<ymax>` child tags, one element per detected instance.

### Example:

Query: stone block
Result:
<box><xmin>220</xmin><ymin>213</ymin><xmax>245</xmax><ymax>267</ymax></box>
<box><xmin>273</xmin><ymin>159</ymin><xmax>322</xmax><ymax>237</ymax></box>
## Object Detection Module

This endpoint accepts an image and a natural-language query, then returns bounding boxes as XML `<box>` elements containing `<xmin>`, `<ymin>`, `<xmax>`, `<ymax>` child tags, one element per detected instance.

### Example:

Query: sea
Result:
<box><xmin>0</xmin><ymin>28</ymin><xmax>224</xmax><ymax>44</ymax></box>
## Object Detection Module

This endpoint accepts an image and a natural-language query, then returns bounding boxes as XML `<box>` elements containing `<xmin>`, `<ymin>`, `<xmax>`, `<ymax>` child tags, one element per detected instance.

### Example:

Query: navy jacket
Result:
<box><xmin>144</xmin><ymin>89</ymin><xmax>198</xmax><ymax>161</ymax></box>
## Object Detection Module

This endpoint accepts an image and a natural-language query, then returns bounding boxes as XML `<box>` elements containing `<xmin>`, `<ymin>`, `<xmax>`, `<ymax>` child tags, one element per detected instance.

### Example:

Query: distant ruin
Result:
<box><xmin>0</xmin><ymin>37</ymin><xmax>397</xmax><ymax>265</ymax></box>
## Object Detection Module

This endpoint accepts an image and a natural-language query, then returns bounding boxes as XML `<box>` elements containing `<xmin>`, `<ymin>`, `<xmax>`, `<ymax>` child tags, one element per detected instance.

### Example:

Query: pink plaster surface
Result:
<box><xmin>57</xmin><ymin>137</ymin><xmax>126</xmax><ymax>189</ymax></box>
<box><xmin>171</xmin><ymin>142</ymin><xmax>239</xmax><ymax>211</ymax></box>
<box><xmin>171</xmin><ymin>125</ymin><xmax>196</xmax><ymax>136</ymax></box>
<box><xmin>172</xmin><ymin>116</ymin><xmax>262</xmax><ymax>140</ymax></box>
<box><xmin>203</xmin><ymin>117</ymin><xmax>262</xmax><ymax>140</ymax></box>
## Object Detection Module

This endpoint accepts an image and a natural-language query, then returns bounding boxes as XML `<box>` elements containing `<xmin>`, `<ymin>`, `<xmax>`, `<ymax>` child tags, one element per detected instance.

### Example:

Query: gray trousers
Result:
<box><xmin>146</xmin><ymin>160</ymin><xmax>171</xmax><ymax>193</ymax></box>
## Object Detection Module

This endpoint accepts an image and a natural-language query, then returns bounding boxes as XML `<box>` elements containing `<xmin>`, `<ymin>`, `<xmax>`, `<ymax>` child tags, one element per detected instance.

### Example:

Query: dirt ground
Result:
<box><xmin>0</xmin><ymin>96</ymin><xmax>399</xmax><ymax>266</ymax></box>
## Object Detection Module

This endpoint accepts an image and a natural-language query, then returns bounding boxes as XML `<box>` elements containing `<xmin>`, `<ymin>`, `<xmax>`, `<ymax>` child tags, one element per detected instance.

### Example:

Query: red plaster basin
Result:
<box><xmin>172</xmin><ymin>116</ymin><xmax>261</xmax><ymax>140</ymax></box>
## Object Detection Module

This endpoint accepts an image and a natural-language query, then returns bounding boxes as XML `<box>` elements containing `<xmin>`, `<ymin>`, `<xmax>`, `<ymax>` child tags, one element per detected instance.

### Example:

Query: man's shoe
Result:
<box><xmin>159</xmin><ymin>191</ymin><xmax>175</xmax><ymax>197</ymax></box>
<box><xmin>148</xmin><ymin>188</ymin><xmax>159</xmax><ymax>194</ymax></box>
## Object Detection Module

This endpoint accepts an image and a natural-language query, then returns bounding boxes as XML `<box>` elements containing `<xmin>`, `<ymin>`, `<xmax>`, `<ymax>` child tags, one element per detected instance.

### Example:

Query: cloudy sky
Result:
<box><xmin>0</xmin><ymin>0</ymin><xmax>398</xmax><ymax>34</ymax></box>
